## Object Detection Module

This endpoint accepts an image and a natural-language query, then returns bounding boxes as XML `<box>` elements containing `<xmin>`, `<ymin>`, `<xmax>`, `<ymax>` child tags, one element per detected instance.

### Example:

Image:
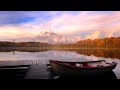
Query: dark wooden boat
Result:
<box><xmin>49</xmin><ymin>60</ymin><xmax>117</xmax><ymax>76</ymax></box>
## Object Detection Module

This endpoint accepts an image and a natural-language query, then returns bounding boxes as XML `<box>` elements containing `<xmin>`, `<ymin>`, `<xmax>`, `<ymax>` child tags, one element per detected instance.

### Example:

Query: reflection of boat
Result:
<box><xmin>49</xmin><ymin>60</ymin><xmax>117</xmax><ymax>76</ymax></box>
<box><xmin>57</xmin><ymin>71</ymin><xmax>117</xmax><ymax>80</ymax></box>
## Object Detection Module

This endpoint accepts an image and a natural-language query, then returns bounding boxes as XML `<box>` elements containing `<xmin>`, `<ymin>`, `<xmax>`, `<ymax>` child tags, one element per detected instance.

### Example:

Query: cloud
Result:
<box><xmin>0</xmin><ymin>11</ymin><xmax>120</xmax><ymax>43</ymax></box>
<box><xmin>85</xmin><ymin>31</ymin><xmax>100</xmax><ymax>40</ymax></box>
<box><xmin>35</xmin><ymin>30</ymin><xmax>81</xmax><ymax>44</ymax></box>
<box><xmin>46</xmin><ymin>11</ymin><xmax>120</xmax><ymax>37</ymax></box>
<box><xmin>36</xmin><ymin>31</ymin><xmax>65</xmax><ymax>43</ymax></box>
<box><xmin>0</xmin><ymin>25</ymin><xmax>36</xmax><ymax>41</ymax></box>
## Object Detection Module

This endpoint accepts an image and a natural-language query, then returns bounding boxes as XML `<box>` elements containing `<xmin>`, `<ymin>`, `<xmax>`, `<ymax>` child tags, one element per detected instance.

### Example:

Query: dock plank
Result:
<box><xmin>25</xmin><ymin>65</ymin><xmax>53</xmax><ymax>79</ymax></box>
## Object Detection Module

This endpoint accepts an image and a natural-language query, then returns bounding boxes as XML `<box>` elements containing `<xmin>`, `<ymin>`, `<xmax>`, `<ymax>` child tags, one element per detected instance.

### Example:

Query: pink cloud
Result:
<box><xmin>48</xmin><ymin>11</ymin><xmax>120</xmax><ymax>36</ymax></box>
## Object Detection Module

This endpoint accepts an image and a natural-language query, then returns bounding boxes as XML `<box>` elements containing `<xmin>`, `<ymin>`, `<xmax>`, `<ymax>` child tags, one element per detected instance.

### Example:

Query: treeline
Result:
<box><xmin>75</xmin><ymin>37</ymin><xmax>120</xmax><ymax>48</ymax></box>
<box><xmin>0</xmin><ymin>41</ymin><xmax>14</xmax><ymax>47</ymax></box>
<box><xmin>0</xmin><ymin>37</ymin><xmax>120</xmax><ymax>48</ymax></box>
<box><xmin>0</xmin><ymin>41</ymin><xmax>50</xmax><ymax>47</ymax></box>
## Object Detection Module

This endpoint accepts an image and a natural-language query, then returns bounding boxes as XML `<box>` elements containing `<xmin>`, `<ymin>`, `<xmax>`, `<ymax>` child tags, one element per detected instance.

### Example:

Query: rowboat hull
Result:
<box><xmin>50</xmin><ymin>60</ymin><xmax>117</xmax><ymax>76</ymax></box>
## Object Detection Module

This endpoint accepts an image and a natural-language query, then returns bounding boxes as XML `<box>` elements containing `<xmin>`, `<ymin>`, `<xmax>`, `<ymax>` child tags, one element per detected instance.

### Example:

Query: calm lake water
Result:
<box><xmin>0</xmin><ymin>48</ymin><xmax>120</xmax><ymax>79</ymax></box>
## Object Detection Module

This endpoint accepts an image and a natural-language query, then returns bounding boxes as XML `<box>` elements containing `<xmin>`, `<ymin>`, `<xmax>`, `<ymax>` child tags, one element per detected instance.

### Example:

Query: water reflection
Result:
<box><xmin>57</xmin><ymin>71</ymin><xmax>117</xmax><ymax>80</ymax></box>
<box><xmin>0</xmin><ymin>48</ymin><xmax>120</xmax><ymax>79</ymax></box>
<box><xmin>0</xmin><ymin>48</ymin><xmax>120</xmax><ymax>59</ymax></box>
<box><xmin>75</xmin><ymin>49</ymin><xmax>120</xmax><ymax>59</ymax></box>
<box><xmin>12</xmin><ymin>51</ymin><xmax>15</xmax><ymax>55</ymax></box>
<box><xmin>0</xmin><ymin>49</ymin><xmax>120</xmax><ymax>62</ymax></box>
<box><xmin>0</xmin><ymin>47</ymin><xmax>49</xmax><ymax>52</ymax></box>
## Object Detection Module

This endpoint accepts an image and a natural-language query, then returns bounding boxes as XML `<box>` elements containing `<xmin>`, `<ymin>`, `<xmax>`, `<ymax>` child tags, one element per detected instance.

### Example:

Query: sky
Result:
<box><xmin>0</xmin><ymin>11</ymin><xmax>120</xmax><ymax>43</ymax></box>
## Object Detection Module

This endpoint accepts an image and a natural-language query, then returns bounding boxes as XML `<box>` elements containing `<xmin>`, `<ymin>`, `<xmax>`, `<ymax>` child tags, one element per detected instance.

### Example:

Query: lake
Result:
<box><xmin>0</xmin><ymin>48</ymin><xmax>120</xmax><ymax>79</ymax></box>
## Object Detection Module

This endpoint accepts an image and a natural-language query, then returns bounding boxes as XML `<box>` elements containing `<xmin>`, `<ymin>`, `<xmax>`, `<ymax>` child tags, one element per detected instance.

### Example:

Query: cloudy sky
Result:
<box><xmin>0</xmin><ymin>11</ymin><xmax>120</xmax><ymax>43</ymax></box>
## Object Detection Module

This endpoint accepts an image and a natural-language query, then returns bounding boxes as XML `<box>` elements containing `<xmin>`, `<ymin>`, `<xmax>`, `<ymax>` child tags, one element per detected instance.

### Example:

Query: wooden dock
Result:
<box><xmin>0</xmin><ymin>64</ymin><xmax>58</xmax><ymax>79</ymax></box>
<box><xmin>0</xmin><ymin>60</ymin><xmax>59</xmax><ymax>79</ymax></box>
<box><xmin>25</xmin><ymin>65</ymin><xmax>53</xmax><ymax>79</ymax></box>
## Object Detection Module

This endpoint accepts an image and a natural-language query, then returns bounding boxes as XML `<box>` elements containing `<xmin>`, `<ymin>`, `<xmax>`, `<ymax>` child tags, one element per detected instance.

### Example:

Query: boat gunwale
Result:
<box><xmin>50</xmin><ymin>60</ymin><xmax>107</xmax><ymax>63</ymax></box>
<box><xmin>50</xmin><ymin>60</ymin><xmax>117</xmax><ymax>69</ymax></box>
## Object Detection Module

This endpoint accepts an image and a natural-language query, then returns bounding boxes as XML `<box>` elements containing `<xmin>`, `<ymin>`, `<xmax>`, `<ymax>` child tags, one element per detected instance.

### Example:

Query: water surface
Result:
<box><xmin>0</xmin><ymin>48</ymin><xmax>120</xmax><ymax>79</ymax></box>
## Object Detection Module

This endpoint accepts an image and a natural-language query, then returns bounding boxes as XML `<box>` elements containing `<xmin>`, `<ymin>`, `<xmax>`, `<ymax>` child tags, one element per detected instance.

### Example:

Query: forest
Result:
<box><xmin>75</xmin><ymin>37</ymin><xmax>120</xmax><ymax>48</ymax></box>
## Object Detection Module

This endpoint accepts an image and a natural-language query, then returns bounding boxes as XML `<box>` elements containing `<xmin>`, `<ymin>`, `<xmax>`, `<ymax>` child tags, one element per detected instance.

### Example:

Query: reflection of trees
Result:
<box><xmin>0</xmin><ymin>48</ymin><xmax>13</xmax><ymax>52</ymax></box>
<box><xmin>0</xmin><ymin>47</ymin><xmax>49</xmax><ymax>52</ymax></box>
<box><xmin>75</xmin><ymin>49</ymin><xmax>120</xmax><ymax>59</ymax></box>
<box><xmin>0</xmin><ymin>41</ymin><xmax>50</xmax><ymax>47</ymax></box>
<box><xmin>0</xmin><ymin>48</ymin><xmax>120</xmax><ymax>59</ymax></box>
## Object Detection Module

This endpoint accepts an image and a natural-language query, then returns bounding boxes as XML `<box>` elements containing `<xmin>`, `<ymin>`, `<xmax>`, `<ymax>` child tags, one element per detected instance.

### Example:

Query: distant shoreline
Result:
<box><xmin>0</xmin><ymin>47</ymin><xmax>120</xmax><ymax>50</ymax></box>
